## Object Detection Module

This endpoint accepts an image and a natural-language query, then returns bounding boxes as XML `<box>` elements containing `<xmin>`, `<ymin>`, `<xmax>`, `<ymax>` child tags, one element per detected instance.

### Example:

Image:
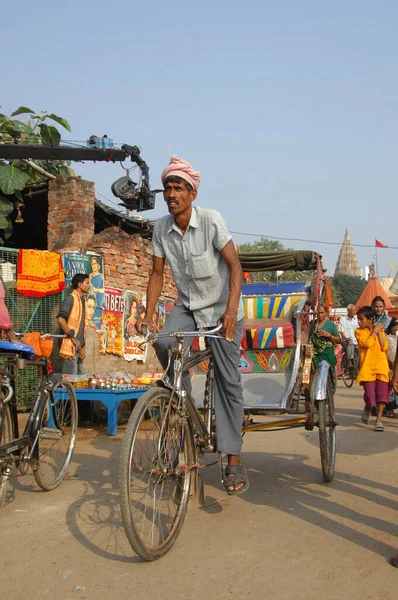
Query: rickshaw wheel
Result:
<box><xmin>318</xmin><ymin>376</ymin><xmax>336</xmax><ymax>482</ymax></box>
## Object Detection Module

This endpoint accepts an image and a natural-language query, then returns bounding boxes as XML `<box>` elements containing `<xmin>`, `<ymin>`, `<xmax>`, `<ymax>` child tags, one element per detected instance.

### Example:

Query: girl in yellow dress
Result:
<box><xmin>355</xmin><ymin>306</ymin><xmax>390</xmax><ymax>431</ymax></box>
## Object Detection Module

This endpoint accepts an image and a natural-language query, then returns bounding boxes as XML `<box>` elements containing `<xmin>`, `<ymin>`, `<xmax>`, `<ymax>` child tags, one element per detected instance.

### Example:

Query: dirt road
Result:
<box><xmin>1</xmin><ymin>382</ymin><xmax>397</xmax><ymax>600</ymax></box>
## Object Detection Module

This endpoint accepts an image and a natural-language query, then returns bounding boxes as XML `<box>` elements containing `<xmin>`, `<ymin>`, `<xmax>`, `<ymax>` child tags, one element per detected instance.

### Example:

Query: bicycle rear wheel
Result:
<box><xmin>34</xmin><ymin>379</ymin><xmax>78</xmax><ymax>491</ymax></box>
<box><xmin>318</xmin><ymin>377</ymin><xmax>336</xmax><ymax>482</ymax></box>
<box><xmin>0</xmin><ymin>399</ymin><xmax>13</xmax><ymax>507</ymax></box>
<box><xmin>119</xmin><ymin>387</ymin><xmax>194</xmax><ymax>561</ymax></box>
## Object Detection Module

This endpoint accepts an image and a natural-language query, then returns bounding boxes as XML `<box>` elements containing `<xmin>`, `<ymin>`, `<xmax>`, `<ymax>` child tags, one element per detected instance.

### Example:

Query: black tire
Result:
<box><xmin>341</xmin><ymin>355</ymin><xmax>354</xmax><ymax>387</ymax></box>
<box><xmin>0</xmin><ymin>399</ymin><xmax>13</xmax><ymax>508</ymax></box>
<box><xmin>318</xmin><ymin>377</ymin><xmax>336</xmax><ymax>482</ymax></box>
<box><xmin>34</xmin><ymin>379</ymin><xmax>78</xmax><ymax>491</ymax></box>
<box><xmin>119</xmin><ymin>387</ymin><xmax>194</xmax><ymax>561</ymax></box>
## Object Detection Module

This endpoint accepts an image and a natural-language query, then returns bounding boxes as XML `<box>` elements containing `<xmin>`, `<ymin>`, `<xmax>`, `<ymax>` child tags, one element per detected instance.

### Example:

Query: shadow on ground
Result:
<box><xmin>48</xmin><ymin>430</ymin><xmax>398</xmax><ymax>564</ymax></box>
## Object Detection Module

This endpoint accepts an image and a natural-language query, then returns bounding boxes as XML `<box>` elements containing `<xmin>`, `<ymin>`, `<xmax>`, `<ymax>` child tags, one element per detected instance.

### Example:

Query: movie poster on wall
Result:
<box><xmin>154</xmin><ymin>298</ymin><xmax>166</xmax><ymax>332</ymax></box>
<box><xmin>123</xmin><ymin>291</ymin><xmax>147</xmax><ymax>361</ymax></box>
<box><xmin>62</xmin><ymin>252</ymin><xmax>105</xmax><ymax>330</ymax></box>
<box><xmin>100</xmin><ymin>287</ymin><xmax>124</xmax><ymax>356</ymax></box>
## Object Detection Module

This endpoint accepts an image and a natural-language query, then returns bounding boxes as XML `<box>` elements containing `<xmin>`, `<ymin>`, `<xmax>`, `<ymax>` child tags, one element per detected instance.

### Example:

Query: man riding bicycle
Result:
<box><xmin>339</xmin><ymin>304</ymin><xmax>359</xmax><ymax>370</ymax></box>
<box><xmin>137</xmin><ymin>155</ymin><xmax>248</xmax><ymax>496</ymax></box>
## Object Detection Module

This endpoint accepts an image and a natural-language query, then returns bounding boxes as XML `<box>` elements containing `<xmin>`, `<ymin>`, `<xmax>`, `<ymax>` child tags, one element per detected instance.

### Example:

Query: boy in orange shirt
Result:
<box><xmin>355</xmin><ymin>306</ymin><xmax>390</xmax><ymax>431</ymax></box>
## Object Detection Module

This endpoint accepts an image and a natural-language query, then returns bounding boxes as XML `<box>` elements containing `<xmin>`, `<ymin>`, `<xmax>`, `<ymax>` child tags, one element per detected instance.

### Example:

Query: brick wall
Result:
<box><xmin>86</xmin><ymin>226</ymin><xmax>176</xmax><ymax>298</ymax></box>
<box><xmin>48</xmin><ymin>176</ymin><xmax>96</xmax><ymax>251</ymax></box>
<box><xmin>47</xmin><ymin>176</ymin><xmax>177</xmax><ymax>376</ymax></box>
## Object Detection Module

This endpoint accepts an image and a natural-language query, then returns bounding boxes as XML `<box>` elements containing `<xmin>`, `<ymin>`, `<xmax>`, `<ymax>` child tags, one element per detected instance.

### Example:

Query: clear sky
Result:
<box><xmin>2</xmin><ymin>0</ymin><xmax>397</xmax><ymax>276</ymax></box>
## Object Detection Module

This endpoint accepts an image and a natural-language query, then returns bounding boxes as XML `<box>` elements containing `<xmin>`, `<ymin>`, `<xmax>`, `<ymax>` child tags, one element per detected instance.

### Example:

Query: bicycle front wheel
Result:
<box><xmin>119</xmin><ymin>387</ymin><xmax>194</xmax><ymax>561</ymax></box>
<box><xmin>0</xmin><ymin>399</ymin><xmax>13</xmax><ymax>507</ymax></box>
<box><xmin>318</xmin><ymin>377</ymin><xmax>336</xmax><ymax>482</ymax></box>
<box><xmin>34</xmin><ymin>379</ymin><xmax>78</xmax><ymax>491</ymax></box>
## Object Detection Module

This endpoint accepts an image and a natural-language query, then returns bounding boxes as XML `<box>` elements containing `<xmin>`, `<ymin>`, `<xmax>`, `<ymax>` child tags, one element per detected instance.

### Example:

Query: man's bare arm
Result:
<box><xmin>136</xmin><ymin>256</ymin><xmax>165</xmax><ymax>331</ymax></box>
<box><xmin>219</xmin><ymin>240</ymin><xmax>243</xmax><ymax>341</ymax></box>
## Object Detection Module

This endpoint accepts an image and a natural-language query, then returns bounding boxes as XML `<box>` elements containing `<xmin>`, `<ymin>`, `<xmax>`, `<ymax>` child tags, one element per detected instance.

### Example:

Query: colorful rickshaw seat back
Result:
<box><xmin>241</xmin><ymin>281</ymin><xmax>310</xmax><ymax>351</ymax></box>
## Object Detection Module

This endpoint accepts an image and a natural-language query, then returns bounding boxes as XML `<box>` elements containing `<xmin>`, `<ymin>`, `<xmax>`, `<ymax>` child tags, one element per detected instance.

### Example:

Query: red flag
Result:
<box><xmin>375</xmin><ymin>239</ymin><xmax>388</xmax><ymax>248</ymax></box>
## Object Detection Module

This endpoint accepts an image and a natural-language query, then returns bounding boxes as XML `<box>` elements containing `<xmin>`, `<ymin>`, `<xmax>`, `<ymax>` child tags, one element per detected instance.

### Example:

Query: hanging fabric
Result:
<box><xmin>17</xmin><ymin>249</ymin><xmax>65</xmax><ymax>297</ymax></box>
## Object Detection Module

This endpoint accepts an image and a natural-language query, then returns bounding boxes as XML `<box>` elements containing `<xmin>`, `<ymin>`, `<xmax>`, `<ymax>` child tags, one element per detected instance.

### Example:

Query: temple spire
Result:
<box><xmin>334</xmin><ymin>229</ymin><xmax>361</xmax><ymax>277</ymax></box>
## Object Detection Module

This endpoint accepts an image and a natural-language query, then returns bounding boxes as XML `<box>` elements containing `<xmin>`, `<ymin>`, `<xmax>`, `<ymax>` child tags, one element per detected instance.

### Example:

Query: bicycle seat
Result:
<box><xmin>0</xmin><ymin>341</ymin><xmax>35</xmax><ymax>359</ymax></box>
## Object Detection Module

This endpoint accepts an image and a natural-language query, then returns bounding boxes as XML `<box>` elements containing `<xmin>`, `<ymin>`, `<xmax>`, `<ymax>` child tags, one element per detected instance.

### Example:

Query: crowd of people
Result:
<box><xmin>0</xmin><ymin>154</ymin><xmax>396</xmax><ymax>564</ymax></box>
<box><xmin>310</xmin><ymin>297</ymin><xmax>398</xmax><ymax>429</ymax></box>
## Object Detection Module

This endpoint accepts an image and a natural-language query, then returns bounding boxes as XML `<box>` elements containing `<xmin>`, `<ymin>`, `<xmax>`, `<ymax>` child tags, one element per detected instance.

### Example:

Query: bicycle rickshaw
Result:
<box><xmin>119</xmin><ymin>250</ymin><xmax>336</xmax><ymax>560</ymax></box>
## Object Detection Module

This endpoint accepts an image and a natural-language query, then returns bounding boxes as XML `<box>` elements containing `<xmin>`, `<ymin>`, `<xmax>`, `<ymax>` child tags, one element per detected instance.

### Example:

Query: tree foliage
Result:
<box><xmin>239</xmin><ymin>236</ymin><xmax>313</xmax><ymax>283</ymax></box>
<box><xmin>240</xmin><ymin>236</ymin><xmax>289</xmax><ymax>254</ymax></box>
<box><xmin>238</xmin><ymin>236</ymin><xmax>344</xmax><ymax>307</ymax></box>
<box><xmin>332</xmin><ymin>274</ymin><xmax>367</xmax><ymax>307</ymax></box>
<box><xmin>0</xmin><ymin>106</ymin><xmax>74</xmax><ymax>244</ymax></box>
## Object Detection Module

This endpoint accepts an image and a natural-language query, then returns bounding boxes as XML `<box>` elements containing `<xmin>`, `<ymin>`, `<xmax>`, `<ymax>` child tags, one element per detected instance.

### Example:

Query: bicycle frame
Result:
<box><xmin>0</xmin><ymin>355</ymin><xmax>54</xmax><ymax>465</ymax></box>
<box><xmin>146</xmin><ymin>326</ymin><xmax>222</xmax><ymax>452</ymax></box>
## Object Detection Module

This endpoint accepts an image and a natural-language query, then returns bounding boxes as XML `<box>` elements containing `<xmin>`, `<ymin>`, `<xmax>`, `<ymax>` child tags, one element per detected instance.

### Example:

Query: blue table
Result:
<box><xmin>54</xmin><ymin>387</ymin><xmax>148</xmax><ymax>435</ymax></box>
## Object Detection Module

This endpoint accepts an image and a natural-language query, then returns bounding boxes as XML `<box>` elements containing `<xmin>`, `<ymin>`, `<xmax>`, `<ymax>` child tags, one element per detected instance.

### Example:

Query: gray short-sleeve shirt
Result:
<box><xmin>152</xmin><ymin>206</ymin><xmax>243</xmax><ymax>327</ymax></box>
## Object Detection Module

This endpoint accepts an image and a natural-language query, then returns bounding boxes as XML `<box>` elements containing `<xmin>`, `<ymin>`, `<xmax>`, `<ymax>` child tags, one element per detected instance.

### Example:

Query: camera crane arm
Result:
<box><xmin>0</xmin><ymin>143</ymin><xmax>146</xmax><ymax>167</ymax></box>
<box><xmin>0</xmin><ymin>143</ymin><xmax>157</xmax><ymax>212</ymax></box>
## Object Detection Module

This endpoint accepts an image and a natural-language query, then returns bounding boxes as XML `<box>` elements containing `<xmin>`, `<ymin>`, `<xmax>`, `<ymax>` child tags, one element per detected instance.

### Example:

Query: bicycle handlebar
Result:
<box><xmin>141</xmin><ymin>323</ymin><xmax>223</xmax><ymax>343</ymax></box>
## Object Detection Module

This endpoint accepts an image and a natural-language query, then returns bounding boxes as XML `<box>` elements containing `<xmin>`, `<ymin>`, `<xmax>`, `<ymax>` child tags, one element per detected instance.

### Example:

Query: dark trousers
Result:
<box><xmin>153</xmin><ymin>302</ymin><xmax>244</xmax><ymax>455</ymax></box>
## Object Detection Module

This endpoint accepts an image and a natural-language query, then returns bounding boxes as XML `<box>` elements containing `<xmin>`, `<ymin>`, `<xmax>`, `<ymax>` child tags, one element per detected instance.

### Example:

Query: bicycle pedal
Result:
<box><xmin>39</xmin><ymin>427</ymin><xmax>63</xmax><ymax>440</ymax></box>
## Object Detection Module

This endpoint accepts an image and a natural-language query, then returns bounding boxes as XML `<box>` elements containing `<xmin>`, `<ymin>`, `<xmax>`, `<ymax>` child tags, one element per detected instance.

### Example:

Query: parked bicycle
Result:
<box><xmin>0</xmin><ymin>334</ymin><xmax>78</xmax><ymax>507</ymax></box>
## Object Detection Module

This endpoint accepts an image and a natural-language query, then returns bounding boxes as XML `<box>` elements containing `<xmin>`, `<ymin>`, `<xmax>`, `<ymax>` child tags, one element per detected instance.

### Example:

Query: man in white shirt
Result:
<box><xmin>339</xmin><ymin>304</ymin><xmax>359</xmax><ymax>368</ymax></box>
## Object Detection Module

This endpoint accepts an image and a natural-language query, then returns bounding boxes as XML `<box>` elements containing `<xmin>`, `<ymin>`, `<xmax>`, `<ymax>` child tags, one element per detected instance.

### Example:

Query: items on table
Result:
<box><xmin>61</xmin><ymin>371</ymin><xmax>163</xmax><ymax>390</ymax></box>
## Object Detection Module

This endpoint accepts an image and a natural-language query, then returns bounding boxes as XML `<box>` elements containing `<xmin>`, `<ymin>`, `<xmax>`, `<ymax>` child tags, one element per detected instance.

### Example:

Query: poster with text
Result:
<box><xmin>62</xmin><ymin>252</ymin><xmax>105</xmax><ymax>330</ymax></box>
<box><xmin>123</xmin><ymin>291</ymin><xmax>147</xmax><ymax>361</ymax></box>
<box><xmin>100</xmin><ymin>287</ymin><xmax>124</xmax><ymax>356</ymax></box>
<box><xmin>154</xmin><ymin>298</ymin><xmax>166</xmax><ymax>331</ymax></box>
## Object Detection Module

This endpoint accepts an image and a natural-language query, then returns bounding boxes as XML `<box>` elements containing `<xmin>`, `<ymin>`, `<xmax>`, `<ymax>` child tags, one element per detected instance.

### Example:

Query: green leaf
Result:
<box><xmin>11</xmin><ymin>106</ymin><xmax>35</xmax><ymax>117</ymax></box>
<box><xmin>7</xmin><ymin>119</ymin><xmax>29</xmax><ymax>133</ymax></box>
<box><xmin>0</xmin><ymin>214</ymin><xmax>10</xmax><ymax>229</ymax></box>
<box><xmin>0</xmin><ymin>216</ymin><xmax>14</xmax><ymax>241</ymax></box>
<box><xmin>3</xmin><ymin>223</ymin><xmax>13</xmax><ymax>240</ymax></box>
<box><xmin>0</xmin><ymin>163</ymin><xmax>30</xmax><ymax>195</ymax></box>
<box><xmin>38</xmin><ymin>123</ymin><xmax>61</xmax><ymax>145</ymax></box>
<box><xmin>0</xmin><ymin>195</ymin><xmax>16</xmax><ymax>217</ymax></box>
<box><xmin>46</xmin><ymin>125</ymin><xmax>61</xmax><ymax>145</ymax></box>
<box><xmin>25</xmin><ymin>169</ymin><xmax>46</xmax><ymax>185</ymax></box>
<box><xmin>47</xmin><ymin>113</ymin><xmax>71</xmax><ymax>132</ymax></box>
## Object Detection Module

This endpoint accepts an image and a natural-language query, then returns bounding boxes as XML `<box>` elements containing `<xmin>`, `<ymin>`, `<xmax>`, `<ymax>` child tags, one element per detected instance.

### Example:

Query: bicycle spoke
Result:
<box><xmin>120</xmin><ymin>388</ymin><xmax>193</xmax><ymax>559</ymax></box>
<box><xmin>34</xmin><ymin>381</ymin><xmax>77</xmax><ymax>491</ymax></box>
